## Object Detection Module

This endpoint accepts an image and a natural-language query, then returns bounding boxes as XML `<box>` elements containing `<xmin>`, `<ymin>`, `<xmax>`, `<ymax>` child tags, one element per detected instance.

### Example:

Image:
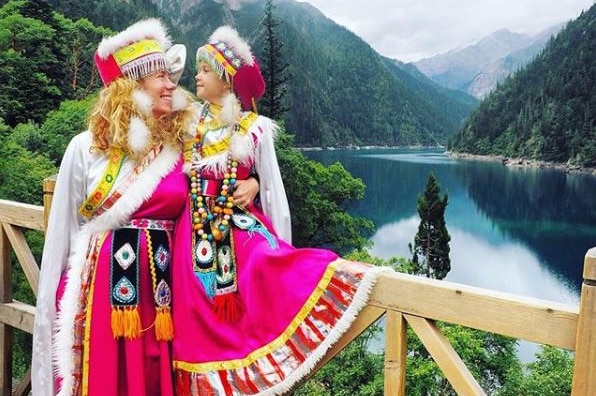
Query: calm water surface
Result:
<box><xmin>304</xmin><ymin>148</ymin><xmax>596</xmax><ymax>305</ymax></box>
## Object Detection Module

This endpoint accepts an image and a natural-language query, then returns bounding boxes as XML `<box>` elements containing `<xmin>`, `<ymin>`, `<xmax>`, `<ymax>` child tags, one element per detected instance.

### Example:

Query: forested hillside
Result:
<box><xmin>449</xmin><ymin>4</ymin><xmax>595</xmax><ymax>167</ymax></box>
<box><xmin>44</xmin><ymin>0</ymin><xmax>478</xmax><ymax>147</ymax></box>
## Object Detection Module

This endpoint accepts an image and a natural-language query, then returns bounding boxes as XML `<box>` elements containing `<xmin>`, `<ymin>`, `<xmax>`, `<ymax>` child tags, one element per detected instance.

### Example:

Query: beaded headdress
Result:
<box><xmin>196</xmin><ymin>25</ymin><xmax>266</xmax><ymax>111</ymax></box>
<box><xmin>94</xmin><ymin>18</ymin><xmax>184</xmax><ymax>86</ymax></box>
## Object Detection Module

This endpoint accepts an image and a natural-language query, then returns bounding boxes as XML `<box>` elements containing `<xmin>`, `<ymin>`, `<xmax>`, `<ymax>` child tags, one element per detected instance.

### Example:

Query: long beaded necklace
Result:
<box><xmin>190</xmin><ymin>103</ymin><xmax>238</xmax><ymax>243</ymax></box>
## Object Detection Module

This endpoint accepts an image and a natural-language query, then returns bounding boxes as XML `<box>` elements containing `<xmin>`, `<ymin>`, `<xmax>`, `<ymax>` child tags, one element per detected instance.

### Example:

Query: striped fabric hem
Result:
<box><xmin>174</xmin><ymin>259</ymin><xmax>388</xmax><ymax>396</ymax></box>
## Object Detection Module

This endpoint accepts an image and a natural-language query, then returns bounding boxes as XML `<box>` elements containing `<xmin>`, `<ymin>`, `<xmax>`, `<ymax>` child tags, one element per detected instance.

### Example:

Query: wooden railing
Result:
<box><xmin>0</xmin><ymin>178</ymin><xmax>594</xmax><ymax>395</ymax></box>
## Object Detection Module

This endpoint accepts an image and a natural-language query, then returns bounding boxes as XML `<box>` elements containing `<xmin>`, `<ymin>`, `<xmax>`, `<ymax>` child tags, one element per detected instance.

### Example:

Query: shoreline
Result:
<box><xmin>297</xmin><ymin>145</ymin><xmax>596</xmax><ymax>176</ymax></box>
<box><xmin>446</xmin><ymin>151</ymin><xmax>596</xmax><ymax>176</ymax></box>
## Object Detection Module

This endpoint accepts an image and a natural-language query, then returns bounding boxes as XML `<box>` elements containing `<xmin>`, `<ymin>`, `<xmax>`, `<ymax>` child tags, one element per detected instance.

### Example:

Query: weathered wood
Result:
<box><xmin>571</xmin><ymin>247</ymin><xmax>596</xmax><ymax>396</ymax></box>
<box><xmin>0</xmin><ymin>194</ymin><xmax>594</xmax><ymax>396</ymax></box>
<box><xmin>0</xmin><ymin>302</ymin><xmax>35</xmax><ymax>334</ymax></box>
<box><xmin>0</xmin><ymin>225</ymin><xmax>11</xmax><ymax>396</ymax></box>
<box><xmin>0</xmin><ymin>200</ymin><xmax>44</xmax><ymax>232</ymax></box>
<box><xmin>406</xmin><ymin>314</ymin><xmax>486</xmax><ymax>396</ymax></box>
<box><xmin>43</xmin><ymin>175</ymin><xmax>56</xmax><ymax>232</ymax></box>
<box><xmin>369</xmin><ymin>271</ymin><xmax>578</xmax><ymax>349</ymax></box>
<box><xmin>2</xmin><ymin>224</ymin><xmax>39</xmax><ymax>298</ymax></box>
<box><xmin>11</xmin><ymin>367</ymin><xmax>31</xmax><ymax>396</ymax></box>
<box><xmin>0</xmin><ymin>225</ymin><xmax>10</xmax><ymax>304</ymax></box>
<box><xmin>0</xmin><ymin>323</ymin><xmax>12</xmax><ymax>396</ymax></box>
<box><xmin>384</xmin><ymin>311</ymin><xmax>406</xmax><ymax>396</ymax></box>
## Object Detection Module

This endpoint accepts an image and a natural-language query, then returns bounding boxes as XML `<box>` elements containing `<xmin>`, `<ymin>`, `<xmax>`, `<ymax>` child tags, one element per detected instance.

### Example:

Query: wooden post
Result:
<box><xmin>43</xmin><ymin>175</ymin><xmax>56</xmax><ymax>232</ymax></box>
<box><xmin>0</xmin><ymin>224</ymin><xmax>12</xmax><ymax>396</ymax></box>
<box><xmin>571</xmin><ymin>247</ymin><xmax>596</xmax><ymax>396</ymax></box>
<box><xmin>384</xmin><ymin>312</ymin><xmax>407</xmax><ymax>396</ymax></box>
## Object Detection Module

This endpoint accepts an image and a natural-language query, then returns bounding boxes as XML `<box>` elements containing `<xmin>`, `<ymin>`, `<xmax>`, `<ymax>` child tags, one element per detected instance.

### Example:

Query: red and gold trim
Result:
<box><xmin>173</xmin><ymin>259</ymin><xmax>371</xmax><ymax>395</ymax></box>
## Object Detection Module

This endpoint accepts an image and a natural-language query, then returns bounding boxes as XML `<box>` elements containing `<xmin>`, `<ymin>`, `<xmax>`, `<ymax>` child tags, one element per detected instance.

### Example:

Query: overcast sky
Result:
<box><xmin>299</xmin><ymin>0</ymin><xmax>594</xmax><ymax>62</ymax></box>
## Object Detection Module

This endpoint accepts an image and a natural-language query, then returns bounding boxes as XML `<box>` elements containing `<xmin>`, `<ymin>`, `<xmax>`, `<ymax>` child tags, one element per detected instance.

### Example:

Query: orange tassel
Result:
<box><xmin>112</xmin><ymin>306</ymin><xmax>142</xmax><ymax>339</ymax></box>
<box><xmin>155</xmin><ymin>306</ymin><xmax>174</xmax><ymax>341</ymax></box>
<box><xmin>111</xmin><ymin>307</ymin><xmax>125</xmax><ymax>338</ymax></box>
<box><xmin>213</xmin><ymin>293</ymin><xmax>242</xmax><ymax>322</ymax></box>
<box><xmin>125</xmin><ymin>307</ymin><xmax>142</xmax><ymax>339</ymax></box>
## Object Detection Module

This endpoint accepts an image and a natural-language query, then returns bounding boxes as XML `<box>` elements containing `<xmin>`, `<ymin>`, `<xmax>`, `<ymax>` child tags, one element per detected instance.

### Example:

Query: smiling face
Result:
<box><xmin>139</xmin><ymin>70</ymin><xmax>177</xmax><ymax>118</ymax></box>
<box><xmin>195</xmin><ymin>61</ymin><xmax>230</xmax><ymax>105</ymax></box>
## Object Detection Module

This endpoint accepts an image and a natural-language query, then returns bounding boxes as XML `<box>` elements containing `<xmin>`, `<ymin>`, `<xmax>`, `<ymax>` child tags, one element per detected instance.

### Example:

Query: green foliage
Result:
<box><xmin>41</xmin><ymin>96</ymin><xmax>95</xmax><ymax>164</ymax></box>
<box><xmin>0</xmin><ymin>6</ymin><xmax>62</xmax><ymax>125</ymax></box>
<box><xmin>411</xmin><ymin>172</ymin><xmax>451</xmax><ymax>279</ymax></box>
<box><xmin>258</xmin><ymin>0</ymin><xmax>289</xmax><ymax>120</ymax></box>
<box><xmin>0</xmin><ymin>132</ymin><xmax>57</xmax><ymax>204</ymax></box>
<box><xmin>296</xmin><ymin>322</ymin><xmax>385</xmax><ymax>396</ymax></box>
<box><xmin>275</xmin><ymin>129</ymin><xmax>374</xmax><ymax>253</ymax></box>
<box><xmin>0</xmin><ymin>0</ymin><xmax>105</xmax><ymax>127</ymax></box>
<box><xmin>498</xmin><ymin>346</ymin><xmax>573</xmax><ymax>396</ymax></box>
<box><xmin>450</xmin><ymin>5</ymin><xmax>596</xmax><ymax>167</ymax></box>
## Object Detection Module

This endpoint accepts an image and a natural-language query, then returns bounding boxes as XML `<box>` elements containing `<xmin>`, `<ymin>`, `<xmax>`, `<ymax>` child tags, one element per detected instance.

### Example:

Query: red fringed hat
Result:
<box><xmin>196</xmin><ymin>25</ymin><xmax>266</xmax><ymax>111</ymax></box>
<box><xmin>94</xmin><ymin>18</ymin><xmax>173</xmax><ymax>87</ymax></box>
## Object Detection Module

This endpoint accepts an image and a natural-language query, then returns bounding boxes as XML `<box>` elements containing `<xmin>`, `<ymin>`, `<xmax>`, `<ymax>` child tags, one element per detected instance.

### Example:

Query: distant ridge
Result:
<box><xmin>47</xmin><ymin>0</ymin><xmax>478</xmax><ymax>147</ymax></box>
<box><xmin>449</xmin><ymin>5</ymin><xmax>596</xmax><ymax>168</ymax></box>
<box><xmin>413</xmin><ymin>24</ymin><xmax>564</xmax><ymax>98</ymax></box>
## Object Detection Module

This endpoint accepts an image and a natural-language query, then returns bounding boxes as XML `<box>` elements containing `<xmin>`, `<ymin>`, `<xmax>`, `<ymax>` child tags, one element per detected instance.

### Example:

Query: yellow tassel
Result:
<box><xmin>155</xmin><ymin>307</ymin><xmax>174</xmax><ymax>341</ymax></box>
<box><xmin>111</xmin><ymin>307</ymin><xmax>125</xmax><ymax>338</ymax></box>
<box><xmin>123</xmin><ymin>307</ymin><xmax>142</xmax><ymax>339</ymax></box>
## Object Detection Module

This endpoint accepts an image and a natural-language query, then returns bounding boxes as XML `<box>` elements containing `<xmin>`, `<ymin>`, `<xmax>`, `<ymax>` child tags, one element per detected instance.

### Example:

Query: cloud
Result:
<box><xmin>370</xmin><ymin>217</ymin><xmax>580</xmax><ymax>304</ymax></box>
<box><xmin>303</xmin><ymin>0</ymin><xmax>594</xmax><ymax>62</ymax></box>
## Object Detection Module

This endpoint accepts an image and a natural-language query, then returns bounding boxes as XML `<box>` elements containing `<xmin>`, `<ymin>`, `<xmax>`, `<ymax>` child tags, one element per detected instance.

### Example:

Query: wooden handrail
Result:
<box><xmin>0</xmin><ymin>178</ymin><xmax>594</xmax><ymax>395</ymax></box>
<box><xmin>571</xmin><ymin>247</ymin><xmax>596</xmax><ymax>395</ymax></box>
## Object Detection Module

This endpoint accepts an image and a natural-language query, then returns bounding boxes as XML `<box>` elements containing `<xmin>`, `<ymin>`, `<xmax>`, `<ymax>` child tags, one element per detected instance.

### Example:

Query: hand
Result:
<box><xmin>233</xmin><ymin>177</ymin><xmax>259</xmax><ymax>208</ymax></box>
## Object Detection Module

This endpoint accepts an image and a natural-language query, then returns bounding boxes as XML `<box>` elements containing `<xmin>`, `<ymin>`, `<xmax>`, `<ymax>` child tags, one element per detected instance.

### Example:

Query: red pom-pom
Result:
<box><xmin>233</xmin><ymin>58</ymin><xmax>266</xmax><ymax>111</ymax></box>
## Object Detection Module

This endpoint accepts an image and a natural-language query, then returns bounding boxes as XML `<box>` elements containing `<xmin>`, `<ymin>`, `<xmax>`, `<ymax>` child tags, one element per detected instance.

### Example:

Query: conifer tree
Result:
<box><xmin>258</xmin><ymin>0</ymin><xmax>289</xmax><ymax>120</ymax></box>
<box><xmin>410</xmin><ymin>172</ymin><xmax>451</xmax><ymax>280</ymax></box>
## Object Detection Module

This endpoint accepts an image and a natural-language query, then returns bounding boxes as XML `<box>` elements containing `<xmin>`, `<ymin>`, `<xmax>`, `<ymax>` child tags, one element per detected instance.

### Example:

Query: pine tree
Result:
<box><xmin>410</xmin><ymin>172</ymin><xmax>451</xmax><ymax>280</ymax></box>
<box><xmin>258</xmin><ymin>0</ymin><xmax>289</xmax><ymax>120</ymax></box>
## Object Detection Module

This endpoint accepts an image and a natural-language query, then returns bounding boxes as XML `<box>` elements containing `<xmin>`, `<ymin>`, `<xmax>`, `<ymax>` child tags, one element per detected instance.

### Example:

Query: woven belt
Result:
<box><xmin>123</xmin><ymin>218</ymin><xmax>175</xmax><ymax>231</ymax></box>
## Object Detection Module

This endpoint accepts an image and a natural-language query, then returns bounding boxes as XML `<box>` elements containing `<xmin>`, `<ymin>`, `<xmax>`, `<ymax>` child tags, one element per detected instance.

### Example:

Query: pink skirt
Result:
<box><xmin>171</xmin><ymin>202</ymin><xmax>385</xmax><ymax>395</ymax></box>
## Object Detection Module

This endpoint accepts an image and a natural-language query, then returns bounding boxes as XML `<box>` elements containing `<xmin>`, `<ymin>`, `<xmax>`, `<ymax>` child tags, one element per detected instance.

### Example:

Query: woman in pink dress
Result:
<box><xmin>172</xmin><ymin>25</ymin><xmax>390</xmax><ymax>395</ymax></box>
<box><xmin>32</xmin><ymin>18</ymin><xmax>193</xmax><ymax>396</ymax></box>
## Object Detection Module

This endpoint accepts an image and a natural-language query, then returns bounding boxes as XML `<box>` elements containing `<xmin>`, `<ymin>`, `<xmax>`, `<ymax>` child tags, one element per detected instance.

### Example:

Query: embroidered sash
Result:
<box><xmin>78</xmin><ymin>149</ymin><xmax>125</xmax><ymax>218</ymax></box>
<box><xmin>78</xmin><ymin>145</ymin><xmax>163</xmax><ymax>219</ymax></box>
<box><xmin>110</xmin><ymin>219</ymin><xmax>174</xmax><ymax>340</ymax></box>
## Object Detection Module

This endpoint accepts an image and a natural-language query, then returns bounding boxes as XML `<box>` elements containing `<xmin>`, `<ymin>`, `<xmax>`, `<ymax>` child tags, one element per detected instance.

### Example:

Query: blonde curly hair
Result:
<box><xmin>88</xmin><ymin>77</ymin><xmax>194</xmax><ymax>162</ymax></box>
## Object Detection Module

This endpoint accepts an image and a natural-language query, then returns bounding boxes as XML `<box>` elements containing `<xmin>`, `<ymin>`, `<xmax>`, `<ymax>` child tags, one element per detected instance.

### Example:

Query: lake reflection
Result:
<box><xmin>304</xmin><ymin>148</ymin><xmax>596</xmax><ymax>305</ymax></box>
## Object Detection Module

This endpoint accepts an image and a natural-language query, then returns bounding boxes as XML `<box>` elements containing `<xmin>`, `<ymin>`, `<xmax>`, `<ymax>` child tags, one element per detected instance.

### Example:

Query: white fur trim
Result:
<box><xmin>256</xmin><ymin>264</ymin><xmax>393</xmax><ymax>396</ymax></box>
<box><xmin>97</xmin><ymin>18</ymin><xmax>171</xmax><ymax>59</ymax></box>
<box><xmin>53</xmin><ymin>144</ymin><xmax>180</xmax><ymax>396</ymax></box>
<box><xmin>128</xmin><ymin>116</ymin><xmax>151</xmax><ymax>153</ymax></box>
<box><xmin>219</xmin><ymin>92</ymin><xmax>241</xmax><ymax>125</ymax></box>
<box><xmin>171</xmin><ymin>88</ymin><xmax>189</xmax><ymax>112</ymax></box>
<box><xmin>132</xmin><ymin>89</ymin><xmax>153</xmax><ymax>116</ymax></box>
<box><xmin>209</xmin><ymin>25</ymin><xmax>254</xmax><ymax>66</ymax></box>
<box><xmin>190</xmin><ymin>112</ymin><xmax>274</xmax><ymax>175</ymax></box>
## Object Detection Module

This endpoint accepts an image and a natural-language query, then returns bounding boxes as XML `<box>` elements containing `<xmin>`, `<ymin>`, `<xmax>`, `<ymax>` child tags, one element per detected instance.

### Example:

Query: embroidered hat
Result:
<box><xmin>196</xmin><ymin>25</ymin><xmax>266</xmax><ymax>111</ymax></box>
<box><xmin>94</xmin><ymin>18</ymin><xmax>184</xmax><ymax>86</ymax></box>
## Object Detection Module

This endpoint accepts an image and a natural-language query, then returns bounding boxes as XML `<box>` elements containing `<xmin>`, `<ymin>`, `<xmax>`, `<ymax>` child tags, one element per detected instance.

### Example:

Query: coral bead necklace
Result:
<box><xmin>190</xmin><ymin>103</ymin><xmax>238</xmax><ymax>243</ymax></box>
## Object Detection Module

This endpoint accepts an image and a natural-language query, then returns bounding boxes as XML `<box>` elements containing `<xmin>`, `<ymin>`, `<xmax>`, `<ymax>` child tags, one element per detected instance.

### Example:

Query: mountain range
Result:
<box><xmin>45</xmin><ymin>0</ymin><xmax>478</xmax><ymax>147</ymax></box>
<box><xmin>412</xmin><ymin>24</ymin><xmax>564</xmax><ymax>98</ymax></box>
<box><xmin>449</xmin><ymin>4</ymin><xmax>595</xmax><ymax>168</ymax></box>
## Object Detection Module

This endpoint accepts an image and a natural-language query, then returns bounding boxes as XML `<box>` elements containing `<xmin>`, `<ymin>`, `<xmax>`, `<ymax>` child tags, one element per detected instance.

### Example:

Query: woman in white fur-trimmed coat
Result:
<box><xmin>31</xmin><ymin>19</ymin><xmax>194</xmax><ymax>396</ymax></box>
